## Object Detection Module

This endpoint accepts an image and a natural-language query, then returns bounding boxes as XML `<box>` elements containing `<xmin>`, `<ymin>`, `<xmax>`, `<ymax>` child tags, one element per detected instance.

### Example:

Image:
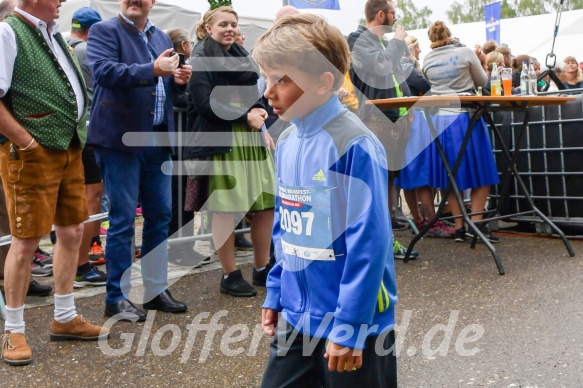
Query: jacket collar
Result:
<box><xmin>291</xmin><ymin>96</ymin><xmax>345</xmax><ymax>138</ymax></box>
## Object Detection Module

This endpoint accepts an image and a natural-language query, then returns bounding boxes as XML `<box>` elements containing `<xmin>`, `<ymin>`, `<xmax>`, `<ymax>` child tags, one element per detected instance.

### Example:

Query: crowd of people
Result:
<box><xmin>0</xmin><ymin>0</ymin><xmax>581</xmax><ymax>384</ymax></box>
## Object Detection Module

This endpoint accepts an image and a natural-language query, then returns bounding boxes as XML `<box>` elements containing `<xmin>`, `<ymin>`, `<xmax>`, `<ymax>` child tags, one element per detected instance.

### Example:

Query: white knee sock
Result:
<box><xmin>53</xmin><ymin>293</ymin><xmax>78</xmax><ymax>323</ymax></box>
<box><xmin>4</xmin><ymin>305</ymin><xmax>26</xmax><ymax>334</ymax></box>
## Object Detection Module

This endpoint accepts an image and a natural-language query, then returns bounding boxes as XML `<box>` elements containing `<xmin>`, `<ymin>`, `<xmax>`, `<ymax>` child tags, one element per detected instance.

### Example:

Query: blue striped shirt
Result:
<box><xmin>119</xmin><ymin>14</ymin><xmax>166</xmax><ymax>126</ymax></box>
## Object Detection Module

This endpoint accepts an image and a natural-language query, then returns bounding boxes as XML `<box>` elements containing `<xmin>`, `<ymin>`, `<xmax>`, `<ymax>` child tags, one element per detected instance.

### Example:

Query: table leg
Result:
<box><xmin>483</xmin><ymin>109</ymin><xmax>575</xmax><ymax>257</ymax></box>
<box><xmin>405</xmin><ymin>107</ymin><xmax>505</xmax><ymax>275</ymax></box>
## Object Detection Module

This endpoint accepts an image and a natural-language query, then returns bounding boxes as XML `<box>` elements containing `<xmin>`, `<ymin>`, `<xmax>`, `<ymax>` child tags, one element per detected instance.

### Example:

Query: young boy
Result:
<box><xmin>253</xmin><ymin>14</ymin><xmax>398</xmax><ymax>387</ymax></box>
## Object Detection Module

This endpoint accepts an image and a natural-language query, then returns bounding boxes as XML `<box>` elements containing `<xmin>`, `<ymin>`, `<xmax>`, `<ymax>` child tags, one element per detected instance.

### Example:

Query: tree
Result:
<box><xmin>447</xmin><ymin>0</ymin><xmax>516</xmax><ymax>24</ymax></box>
<box><xmin>394</xmin><ymin>0</ymin><xmax>433</xmax><ymax>29</ymax></box>
<box><xmin>208</xmin><ymin>0</ymin><xmax>232</xmax><ymax>10</ymax></box>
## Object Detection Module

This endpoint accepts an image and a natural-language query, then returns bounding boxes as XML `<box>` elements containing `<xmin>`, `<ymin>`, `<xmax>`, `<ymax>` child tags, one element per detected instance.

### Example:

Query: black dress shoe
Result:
<box><xmin>143</xmin><ymin>290</ymin><xmax>187</xmax><ymax>313</ymax></box>
<box><xmin>27</xmin><ymin>280</ymin><xmax>52</xmax><ymax>297</ymax></box>
<box><xmin>104</xmin><ymin>299</ymin><xmax>147</xmax><ymax>322</ymax></box>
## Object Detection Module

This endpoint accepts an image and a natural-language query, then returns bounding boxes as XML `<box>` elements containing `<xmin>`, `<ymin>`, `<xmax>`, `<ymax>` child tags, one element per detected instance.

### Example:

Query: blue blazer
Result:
<box><xmin>87</xmin><ymin>16</ymin><xmax>183</xmax><ymax>152</ymax></box>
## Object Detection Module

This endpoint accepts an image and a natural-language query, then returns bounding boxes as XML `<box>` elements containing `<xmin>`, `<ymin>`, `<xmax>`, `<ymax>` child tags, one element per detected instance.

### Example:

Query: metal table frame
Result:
<box><xmin>368</xmin><ymin>95</ymin><xmax>576</xmax><ymax>275</ymax></box>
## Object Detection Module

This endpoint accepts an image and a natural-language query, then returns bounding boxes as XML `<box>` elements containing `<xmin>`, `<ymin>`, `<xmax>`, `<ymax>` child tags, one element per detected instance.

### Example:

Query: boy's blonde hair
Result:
<box><xmin>253</xmin><ymin>14</ymin><xmax>350</xmax><ymax>91</ymax></box>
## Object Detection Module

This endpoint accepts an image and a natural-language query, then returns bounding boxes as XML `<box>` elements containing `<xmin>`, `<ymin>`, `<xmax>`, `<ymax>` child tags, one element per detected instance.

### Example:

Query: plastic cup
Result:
<box><xmin>501</xmin><ymin>68</ymin><xmax>513</xmax><ymax>96</ymax></box>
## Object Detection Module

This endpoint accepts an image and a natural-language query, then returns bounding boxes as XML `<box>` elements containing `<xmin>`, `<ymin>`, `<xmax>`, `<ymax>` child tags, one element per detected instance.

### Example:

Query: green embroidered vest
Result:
<box><xmin>1</xmin><ymin>14</ymin><xmax>88</xmax><ymax>149</ymax></box>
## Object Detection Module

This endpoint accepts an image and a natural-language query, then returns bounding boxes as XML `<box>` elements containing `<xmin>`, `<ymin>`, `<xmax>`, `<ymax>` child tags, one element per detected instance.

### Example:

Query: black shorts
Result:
<box><xmin>82</xmin><ymin>146</ymin><xmax>102</xmax><ymax>185</ymax></box>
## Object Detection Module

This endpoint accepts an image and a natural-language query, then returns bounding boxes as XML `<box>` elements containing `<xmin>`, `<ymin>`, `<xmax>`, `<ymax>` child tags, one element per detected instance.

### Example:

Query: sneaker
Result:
<box><xmin>31</xmin><ymin>257</ymin><xmax>53</xmax><ymax>277</ymax></box>
<box><xmin>391</xmin><ymin>218</ymin><xmax>409</xmax><ymax>231</ymax></box>
<box><xmin>74</xmin><ymin>265</ymin><xmax>107</xmax><ymax>288</ymax></box>
<box><xmin>426</xmin><ymin>221</ymin><xmax>455</xmax><ymax>238</ymax></box>
<box><xmin>27</xmin><ymin>280</ymin><xmax>52</xmax><ymax>297</ymax></box>
<box><xmin>413</xmin><ymin>217</ymin><xmax>429</xmax><ymax>230</ymax></box>
<box><xmin>34</xmin><ymin>247</ymin><xmax>53</xmax><ymax>267</ymax></box>
<box><xmin>234</xmin><ymin>235</ymin><xmax>253</xmax><ymax>251</ymax></box>
<box><xmin>220</xmin><ymin>269</ymin><xmax>257</xmax><ymax>297</ymax></box>
<box><xmin>393</xmin><ymin>239</ymin><xmax>419</xmax><ymax>260</ymax></box>
<box><xmin>49</xmin><ymin>315</ymin><xmax>109</xmax><ymax>341</ymax></box>
<box><xmin>88</xmin><ymin>242</ymin><xmax>106</xmax><ymax>265</ymax></box>
<box><xmin>1</xmin><ymin>331</ymin><xmax>32</xmax><ymax>366</ymax></box>
<box><xmin>466</xmin><ymin>227</ymin><xmax>500</xmax><ymax>243</ymax></box>
<box><xmin>453</xmin><ymin>226</ymin><xmax>467</xmax><ymax>242</ymax></box>
<box><xmin>252</xmin><ymin>262</ymin><xmax>274</xmax><ymax>287</ymax></box>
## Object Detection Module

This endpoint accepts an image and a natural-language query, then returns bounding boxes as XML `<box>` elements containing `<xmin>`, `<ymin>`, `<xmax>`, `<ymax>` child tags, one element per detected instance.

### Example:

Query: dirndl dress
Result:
<box><xmin>208</xmin><ymin>124</ymin><xmax>276</xmax><ymax>213</ymax></box>
<box><xmin>429</xmin><ymin>111</ymin><xmax>500</xmax><ymax>191</ymax></box>
<box><xmin>395</xmin><ymin>109</ymin><xmax>434</xmax><ymax>189</ymax></box>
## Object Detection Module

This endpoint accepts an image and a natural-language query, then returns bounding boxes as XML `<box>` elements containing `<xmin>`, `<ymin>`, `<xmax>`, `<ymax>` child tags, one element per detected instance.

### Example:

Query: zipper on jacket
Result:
<box><xmin>294</xmin><ymin>119</ymin><xmax>308</xmax><ymax>310</ymax></box>
<box><xmin>294</xmin><ymin>120</ymin><xmax>306</xmax><ymax>186</ymax></box>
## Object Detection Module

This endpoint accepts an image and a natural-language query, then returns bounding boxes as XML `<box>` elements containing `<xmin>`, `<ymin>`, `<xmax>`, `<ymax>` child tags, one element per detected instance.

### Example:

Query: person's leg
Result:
<box><xmin>4</xmin><ymin>237</ymin><xmax>40</xmax><ymax>311</ymax></box>
<box><xmin>169</xmin><ymin>172</ymin><xmax>195</xmax><ymax>239</ymax></box>
<box><xmin>0</xmin><ymin>178</ymin><xmax>9</xmax><ymax>279</ymax></box>
<box><xmin>94</xmin><ymin>147</ymin><xmax>141</xmax><ymax>305</ymax></box>
<box><xmin>213</xmin><ymin>211</ymin><xmax>256</xmax><ymax>297</ymax></box>
<box><xmin>448</xmin><ymin>191</ymin><xmax>464</xmax><ymax>230</ymax></box>
<box><xmin>250</xmin><ymin>209</ymin><xmax>273</xmax><ymax>268</ymax></box>
<box><xmin>416</xmin><ymin>186</ymin><xmax>436</xmax><ymax>220</ymax></box>
<box><xmin>469</xmin><ymin>185</ymin><xmax>490</xmax><ymax>222</ymax></box>
<box><xmin>138</xmin><ymin>147</ymin><xmax>173</xmax><ymax>302</ymax></box>
<box><xmin>403</xmin><ymin>188</ymin><xmax>423</xmax><ymax>224</ymax></box>
<box><xmin>78</xmin><ymin>182</ymin><xmax>103</xmax><ymax>267</ymax></box>
<box><xmin>212</xmin><ymin>212</ymin><xmax>236</xmax><ymax>273</ymax></box>
<box><xmin>251</xmin><ymin>209</ymin><xmax>274</xmax><ymax>286</ymax></box>
<box><xmin>53</xmin><ymin>224</ymin><xmax>84</xmax><ymax>295</ymax></box>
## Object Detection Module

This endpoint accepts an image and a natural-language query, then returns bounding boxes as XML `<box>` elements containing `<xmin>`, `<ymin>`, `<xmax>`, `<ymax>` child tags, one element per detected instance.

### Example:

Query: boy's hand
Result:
<box><xmin>247</xmin><ymin>108</ymin><xmax>268</xmax><ymax>131</ymax></box>
<box><xmin>262</xmin><ymin>308</ymin><xmax>278</xmax><ymax>336</ymax></box>
<box><xmin>324</xmin><ymin>341</ymin><xmax>363</xmax><ymax>372</ymax></box>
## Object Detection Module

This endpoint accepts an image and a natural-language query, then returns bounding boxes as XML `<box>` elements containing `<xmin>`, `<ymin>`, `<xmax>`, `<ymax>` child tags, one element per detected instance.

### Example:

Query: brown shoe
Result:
<box><xmin>1</xmin><ymin>331</ymin><xmax>32</xmax><ymax>366</ymax></box>
<box><xmin>50</xmin><ymin>315</ymin><xmax>110</xmax><ymax>341</ymax></box>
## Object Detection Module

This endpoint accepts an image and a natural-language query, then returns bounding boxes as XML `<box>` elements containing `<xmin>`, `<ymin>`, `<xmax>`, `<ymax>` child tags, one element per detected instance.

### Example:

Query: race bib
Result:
<box><xmin>278</xmin><ymin>184</ymin><xmax>334</xmax><ymax>261</ymax></box>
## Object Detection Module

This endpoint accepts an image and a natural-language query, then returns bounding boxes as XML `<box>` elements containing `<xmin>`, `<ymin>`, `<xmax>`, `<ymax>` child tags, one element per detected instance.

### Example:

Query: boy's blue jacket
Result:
<box><xmin>263</xmin><ymin>97</ymin><xmax>397</xmax><ymax>350</ymax></box>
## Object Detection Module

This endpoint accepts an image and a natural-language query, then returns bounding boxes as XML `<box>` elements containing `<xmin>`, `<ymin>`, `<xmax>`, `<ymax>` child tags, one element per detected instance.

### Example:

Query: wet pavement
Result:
<box><xmin>2</xmin><ymin>229</ymin><xmax>583</xmax><ymax>387</ymax></box>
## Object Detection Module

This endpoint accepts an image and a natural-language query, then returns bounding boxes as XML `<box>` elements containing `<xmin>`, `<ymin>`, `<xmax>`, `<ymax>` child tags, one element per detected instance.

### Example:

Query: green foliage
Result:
<box><xmin>208</xmin><ymin>0</ymin><xmax>232</xmax><ymax>10</ymax></box>
<box><xmin>446</xmin><ymin>0</ymin><xmax>582</xmax><ymax>24</ymax></box>
<box><xmin>395</xmin><ymin>0</ymin><xmax>433</xmax><ymax>29</ymax></box>
<box><xmin>447</xmin><ymin>0</ymin><xmax>515</xmax><ymax>24</ymax></box>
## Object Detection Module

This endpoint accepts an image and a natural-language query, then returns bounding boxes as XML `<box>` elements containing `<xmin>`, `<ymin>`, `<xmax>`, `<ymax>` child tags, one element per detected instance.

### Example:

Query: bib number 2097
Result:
<box><xmin>279</xmin><ymin>207</ymin><xmax>315</xmax><ymax>236</ymax></box>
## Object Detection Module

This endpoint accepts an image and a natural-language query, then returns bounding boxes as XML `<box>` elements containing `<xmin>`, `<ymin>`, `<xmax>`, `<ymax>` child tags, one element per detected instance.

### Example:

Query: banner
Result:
<box><xmin>289</xmin><ymin>0</ymin><xmax>341</xmax><ymax>10</ymax></box>
<box><xmin>484</xmin><ymin>2</ymin><xmax>501</xmax><ymax>43</ymax></box>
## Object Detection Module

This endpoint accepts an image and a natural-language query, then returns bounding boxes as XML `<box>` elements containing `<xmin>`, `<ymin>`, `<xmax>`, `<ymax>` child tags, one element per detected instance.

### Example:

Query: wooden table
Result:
<box><xmin>367</xmin><ymin>95</ymin><xmax>576</xmax><ymax>275</ymax></box>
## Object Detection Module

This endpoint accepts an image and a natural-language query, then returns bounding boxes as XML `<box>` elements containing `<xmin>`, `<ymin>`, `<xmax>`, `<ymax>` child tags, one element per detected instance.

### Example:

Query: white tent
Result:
<box><xmin>406</xmin><ymin>9</ymin><xmax>583</xmax><ymax>69</ymax></box>
<box><xmin>58</xmin><ymin>0</ymin><xmax>272</xmax><ymax>50</ymax></box>
<box><xmin>58</xmin><ymin>0</ymin><xmax>201</xmax><ymax>40</ymax></box>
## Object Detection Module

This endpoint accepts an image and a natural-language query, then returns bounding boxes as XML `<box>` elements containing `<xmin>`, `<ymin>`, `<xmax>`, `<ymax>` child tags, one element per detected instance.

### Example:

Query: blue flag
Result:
<box><xmin>484</xmin><ymin>2</ymin><xmax>501</xmax><ymax>43</ymax></box>
<box><xmin>289</xmin><ymin>0</ymin><xmax>340</xmax><ymax>10</ymax></box>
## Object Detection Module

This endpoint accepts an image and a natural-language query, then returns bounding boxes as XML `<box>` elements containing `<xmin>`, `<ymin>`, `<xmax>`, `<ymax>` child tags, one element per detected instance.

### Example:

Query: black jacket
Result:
<box><xmin>401</xmin><ymin>56</ymin><xmax>430</xmax><ymax>96</ymax></box>
<box><xmin>183</xmin><ymin>38</ymin><xmax>263</xmax><ymax>160</ymax></box>
<box><xmin>347</xmin><ymin>25</ymin><xmax>411</xmax><ymax>122</ymax></box>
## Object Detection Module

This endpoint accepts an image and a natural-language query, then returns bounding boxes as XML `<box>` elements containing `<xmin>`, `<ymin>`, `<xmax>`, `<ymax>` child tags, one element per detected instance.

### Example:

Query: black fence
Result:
<box><xmin>489</xmin><ymin>91</ymin><xmax>583</xmax><ymax>229</ymax></box>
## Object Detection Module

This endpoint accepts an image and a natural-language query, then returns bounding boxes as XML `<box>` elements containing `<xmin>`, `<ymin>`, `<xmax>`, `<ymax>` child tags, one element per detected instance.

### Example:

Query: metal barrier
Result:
<box><xmin>489</xmin><ymin>91</ymin><xmax>583</xmax><ymax>230</ymax></box>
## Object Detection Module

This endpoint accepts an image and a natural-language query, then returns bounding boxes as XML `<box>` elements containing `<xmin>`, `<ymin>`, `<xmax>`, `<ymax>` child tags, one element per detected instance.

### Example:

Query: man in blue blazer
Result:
<box><xmin>87</xmin><ymin>0</ymin><xmax>192</xmax><ymax>321</ymax></box>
